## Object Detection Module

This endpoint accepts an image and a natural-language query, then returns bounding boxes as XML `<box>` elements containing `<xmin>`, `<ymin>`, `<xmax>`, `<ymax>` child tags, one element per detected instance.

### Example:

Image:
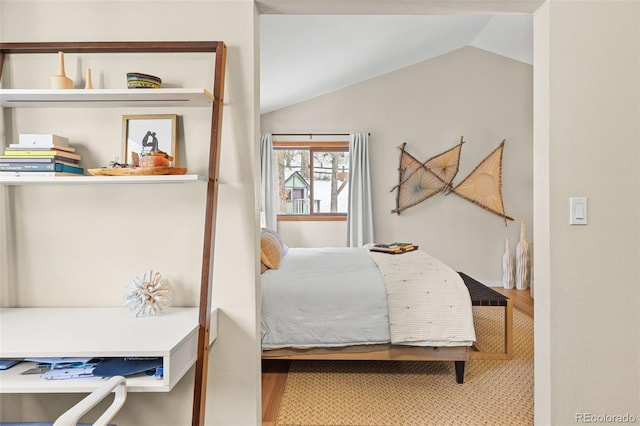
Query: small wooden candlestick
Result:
<box><xmin>84</xmin><ymin>68</ymin><xmax>93</xmax><ymax>89</ymax></box>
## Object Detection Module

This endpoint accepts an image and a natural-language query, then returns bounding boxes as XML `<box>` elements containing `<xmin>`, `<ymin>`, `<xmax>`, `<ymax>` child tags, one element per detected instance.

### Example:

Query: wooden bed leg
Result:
<box><xmin>455</xmin><ymin>361</ymin><xmax>465</xmax><ymax>384</ymax></box>
<box><xmin>505</xmin><ymin>299</ymin><xmax>514</xmax><ymax>359</ymax></box>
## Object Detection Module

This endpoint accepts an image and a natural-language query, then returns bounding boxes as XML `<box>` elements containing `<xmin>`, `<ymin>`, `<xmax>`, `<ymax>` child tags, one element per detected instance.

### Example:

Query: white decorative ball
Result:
<box><xmin>124</xmin><ymin>270</ymin><xmax>172</xmax><ymax>317</ymax></box>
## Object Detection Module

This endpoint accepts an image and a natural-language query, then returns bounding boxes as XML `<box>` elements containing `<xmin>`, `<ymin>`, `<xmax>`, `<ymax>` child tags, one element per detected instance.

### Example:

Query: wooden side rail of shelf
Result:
<box><xmin>0</xmin><ymin>41</ymin><xmax>226</xmax><ymax>426</ymax></box>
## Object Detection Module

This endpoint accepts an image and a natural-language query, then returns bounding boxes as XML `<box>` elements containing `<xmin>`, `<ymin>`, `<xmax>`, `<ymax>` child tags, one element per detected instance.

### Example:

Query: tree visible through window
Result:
<box><xmin>274</xmin><ymin>141</ymin><xmax>349</xmax><ymax>218</ymax></box>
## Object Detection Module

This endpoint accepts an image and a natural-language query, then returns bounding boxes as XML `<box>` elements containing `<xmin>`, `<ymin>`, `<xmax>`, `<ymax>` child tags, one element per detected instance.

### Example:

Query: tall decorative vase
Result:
<box><xmin>502</xmin><ymin>238</ymin><xmax>514</xmax><ymax>289</ymax></box>
<box><xmin>50</xmin><ymin>51</ymin><xmax>73</xmax><ymax>89</ymax></box>
<box><xmin>515</xmin><ymin>220</ymin><xmax>529</xmax><ymax>290</ymax></box>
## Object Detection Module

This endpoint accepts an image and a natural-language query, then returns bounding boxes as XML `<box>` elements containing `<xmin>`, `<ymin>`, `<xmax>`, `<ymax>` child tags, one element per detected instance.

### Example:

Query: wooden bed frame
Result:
<box><xmin>262</xmin><ymin>345</ymin><xmax>469</xmax><ymax>384</ymax></box>
<box><xmin>261</xmin><ymin>273</ymin><xmax>514</xmax><ymax>384</ymax></box>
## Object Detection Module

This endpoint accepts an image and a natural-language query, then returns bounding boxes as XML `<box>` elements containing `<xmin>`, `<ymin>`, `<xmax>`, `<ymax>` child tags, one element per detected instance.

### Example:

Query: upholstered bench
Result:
<box><xmin>458</xmin><ymin>272</ymin><xmax>514</xmax><ymax>360</ymax></box>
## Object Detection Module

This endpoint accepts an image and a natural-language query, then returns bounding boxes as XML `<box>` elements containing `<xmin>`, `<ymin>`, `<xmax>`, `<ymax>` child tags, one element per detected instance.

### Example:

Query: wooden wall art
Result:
<box><xmin>391</xmin><ymin>137</ymin><xmax>513</xmax><ymax>223</ymax></box>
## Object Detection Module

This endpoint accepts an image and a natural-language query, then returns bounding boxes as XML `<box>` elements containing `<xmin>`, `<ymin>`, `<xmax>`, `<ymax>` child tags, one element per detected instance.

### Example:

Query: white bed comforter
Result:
<box><xmin>261</xmin><ymin>248</ymin><xmax>390</xmax><ymax>349</ymax></box>
<box><xmin>367</xmin><ymin>248</ymin><xmax>476</xmax><ymax>347</ymax></box>
<box><xmin>261</xmin><ymin>247</ymin><xmax>475</xmax><ymax>350</ymax></box>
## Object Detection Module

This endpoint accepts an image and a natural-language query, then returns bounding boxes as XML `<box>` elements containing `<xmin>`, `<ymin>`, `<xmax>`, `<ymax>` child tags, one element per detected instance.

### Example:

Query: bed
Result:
<box><xmin>259</xmin><ymin>230</ymin><xmax>476</xmax><ymax>383</ymax></box>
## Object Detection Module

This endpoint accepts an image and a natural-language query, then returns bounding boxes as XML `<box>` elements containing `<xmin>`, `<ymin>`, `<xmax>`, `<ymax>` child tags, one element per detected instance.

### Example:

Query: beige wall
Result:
<box><xmin>0</xmin><ymin>1</ymin><xmax>260</xmax><ymax>425</ymax></box>
<box><xmin>2</xmin><ymin>1</ymin><xmax>640</xmax><ymax>425</ymax></box>
<box><xmin>542</xmin><ymin>1</ymin><xmax>640</xmax><ymax>423</ymax></box>
<box><xmin>532</xmin><ymin>1</ymin><xmax>551</xmax><ymax>421</ymax></box>
<box><xmin>262</xmin><ymin>46</ymin><xmax>534</xmax><ymax>284</ymax></box>
<box><xmin>260</xmin><ymin>1</ymin><xmax>640</xmax><ymax>424</ymax></box>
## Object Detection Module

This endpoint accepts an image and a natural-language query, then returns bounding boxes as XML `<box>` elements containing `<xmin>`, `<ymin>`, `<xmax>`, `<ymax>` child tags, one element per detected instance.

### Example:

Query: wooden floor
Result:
<box><xmin>261</xmin><ymin>288</ymin><xmax>533</xmax><ymax>426</ymax></box>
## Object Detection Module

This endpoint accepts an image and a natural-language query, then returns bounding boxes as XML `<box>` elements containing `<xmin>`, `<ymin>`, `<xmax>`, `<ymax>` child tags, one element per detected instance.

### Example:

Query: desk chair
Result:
<box><xmin>1</xmin><ymin>376</ymin><xmax>127</xmax><ymax>426</ymax></box>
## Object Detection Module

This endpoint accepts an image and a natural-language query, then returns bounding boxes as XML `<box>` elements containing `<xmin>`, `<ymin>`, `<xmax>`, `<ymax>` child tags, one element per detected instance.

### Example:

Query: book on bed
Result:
<box><xmin>369</xmin><ymin>242</ymin><xmax>418</xmax><ymax>254</ymax></box>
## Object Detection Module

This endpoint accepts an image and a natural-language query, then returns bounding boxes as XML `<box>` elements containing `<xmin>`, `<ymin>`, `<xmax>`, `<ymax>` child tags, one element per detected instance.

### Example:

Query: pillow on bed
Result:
<box><xmin>261</xmin><ymin>227</ymin><xmax>288</xmax><ymax>257</ymax></box>
<box><xmin>261</xmin><ymin>231</ymin><xmax>282</xmax><ymax>270</ymax></box>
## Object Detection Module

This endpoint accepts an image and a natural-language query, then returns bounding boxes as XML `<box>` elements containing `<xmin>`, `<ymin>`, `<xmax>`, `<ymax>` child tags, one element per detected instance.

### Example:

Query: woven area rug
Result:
<box><xmin>275</xmin><ymin>307</ymin><xmax>533</xmax><ymax>426</ymax></box>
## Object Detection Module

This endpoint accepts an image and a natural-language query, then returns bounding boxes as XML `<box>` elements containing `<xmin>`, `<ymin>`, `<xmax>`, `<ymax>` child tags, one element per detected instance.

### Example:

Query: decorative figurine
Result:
<box><xmin>124</xmin><ymin>270</ymin><xmax>172</xmax><ymax>317</ymax></box>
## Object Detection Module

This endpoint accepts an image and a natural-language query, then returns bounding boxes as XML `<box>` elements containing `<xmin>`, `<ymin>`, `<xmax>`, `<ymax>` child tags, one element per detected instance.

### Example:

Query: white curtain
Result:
<box><xmin>347</xmin><ymin>132</ymin><xmax>374</xmax><ymax>247</ymax></box>
<box><xmin>260</xmin><ymin>133</ymin><xmax>278</xmax><ymax>230</ymax></box>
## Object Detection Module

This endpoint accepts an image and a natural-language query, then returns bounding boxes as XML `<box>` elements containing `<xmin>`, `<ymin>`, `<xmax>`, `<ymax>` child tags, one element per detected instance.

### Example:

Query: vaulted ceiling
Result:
<box><xmin>260</xmin><ymin>14</ymin><xmax>533</xmax><ymax>113</ymax></box>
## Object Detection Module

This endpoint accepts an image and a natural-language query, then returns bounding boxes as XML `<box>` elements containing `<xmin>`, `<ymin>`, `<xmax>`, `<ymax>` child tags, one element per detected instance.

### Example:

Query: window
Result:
<box><xmin>274</xmin><ymin>141</ymin><xmax>349</xmax><ymax>220</ymax></box>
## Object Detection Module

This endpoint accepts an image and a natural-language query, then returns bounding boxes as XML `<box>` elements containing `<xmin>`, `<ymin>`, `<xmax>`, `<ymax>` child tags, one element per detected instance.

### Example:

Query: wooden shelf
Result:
<box><xmin>0</xmin><ymin>88</ymin><xmax>214</xmax><ymax>108</ymax></box>
<box><xmin>0</xmin><ymin>307</ymin><xmax>218</xmax><ymax>393</ymax></box>
<box><xmin>0</xmin><ymin>174</ymin><xmax>208</xmax><ymax>185</ymax></box>
<box><xmin>1</xmin><ymin>41</ymin><xmax>226</xmax><ymax>422</ymax></box>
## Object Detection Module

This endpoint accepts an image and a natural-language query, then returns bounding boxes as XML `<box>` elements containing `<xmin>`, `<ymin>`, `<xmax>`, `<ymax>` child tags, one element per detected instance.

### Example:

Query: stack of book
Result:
<box><xmin>0</xmin><ymin>134</ymin><xmax>84</xmax><ymax>177</ymax></box>
<box><xmin>370</xmin><ymin>242</ymin><xmax>418</xmax><ymax>254</ymax></box>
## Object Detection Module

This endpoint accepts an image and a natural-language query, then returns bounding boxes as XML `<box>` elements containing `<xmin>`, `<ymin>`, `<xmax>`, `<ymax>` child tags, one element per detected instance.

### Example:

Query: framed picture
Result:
<box><xmin>122</xmin><ymin>114</ymin><xmax>178</xmax><ymax>166</ymax></box>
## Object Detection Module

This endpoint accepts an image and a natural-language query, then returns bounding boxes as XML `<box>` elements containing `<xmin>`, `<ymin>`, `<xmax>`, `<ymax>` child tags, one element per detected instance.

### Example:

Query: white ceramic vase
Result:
<box><xmin>502</xmin><ymin>238</ymin><xmax>514</xmax><ymax>289</ymax></box>
<box><xmin>515</xmin><ymin>220</ymin><xmax>529</xmax><ymax>290</ymax></box>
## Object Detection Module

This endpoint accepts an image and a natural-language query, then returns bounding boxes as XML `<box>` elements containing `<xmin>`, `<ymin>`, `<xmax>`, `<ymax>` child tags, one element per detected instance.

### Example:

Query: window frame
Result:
<box><xmin>273</xmin><ymin>140</ymin><xmax>349</xmax><ymax>222</ymax></box>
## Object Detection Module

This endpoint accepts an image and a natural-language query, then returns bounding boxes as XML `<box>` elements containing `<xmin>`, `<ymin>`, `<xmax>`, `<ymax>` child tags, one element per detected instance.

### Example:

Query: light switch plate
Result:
<box><xmin>570</xmin><ymin>197</ymin><xmax>587</xmax><ymax>225</ymax></box>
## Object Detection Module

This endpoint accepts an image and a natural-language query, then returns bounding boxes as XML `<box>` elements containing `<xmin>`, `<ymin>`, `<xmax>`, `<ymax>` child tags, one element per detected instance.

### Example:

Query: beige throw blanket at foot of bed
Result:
<box><xmin>367</xmin><ymin>248</ymin><xmax>477</xmax><ymax>347</ymax></box>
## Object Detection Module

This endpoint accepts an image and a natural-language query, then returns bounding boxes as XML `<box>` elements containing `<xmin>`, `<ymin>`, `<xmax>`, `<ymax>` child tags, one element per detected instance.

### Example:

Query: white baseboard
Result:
<box><xmin>480</xmin><ymin>279</ymin><xmax>531</xmax><ymax>291</ymax></box>
<box><xmin>480</xmin><ymin>279</ymin><xmax>503</xmax><ymax>288</ymax></box>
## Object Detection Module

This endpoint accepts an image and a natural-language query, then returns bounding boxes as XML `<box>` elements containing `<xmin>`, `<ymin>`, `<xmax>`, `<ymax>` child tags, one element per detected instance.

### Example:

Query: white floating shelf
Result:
<box><xmin>0</xmin><ymin>307</ymin><xmax>218</xmax><ymax>393</ymax></box>
<box><xmin>0</xmin><ymin>174</ymin><xmax>208</xmax><ymax>185</ymax></box>
<box><xmin>0</xmin><ymin>88</ymin><xmax>214</xmax><ymax>107</ymax></box>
